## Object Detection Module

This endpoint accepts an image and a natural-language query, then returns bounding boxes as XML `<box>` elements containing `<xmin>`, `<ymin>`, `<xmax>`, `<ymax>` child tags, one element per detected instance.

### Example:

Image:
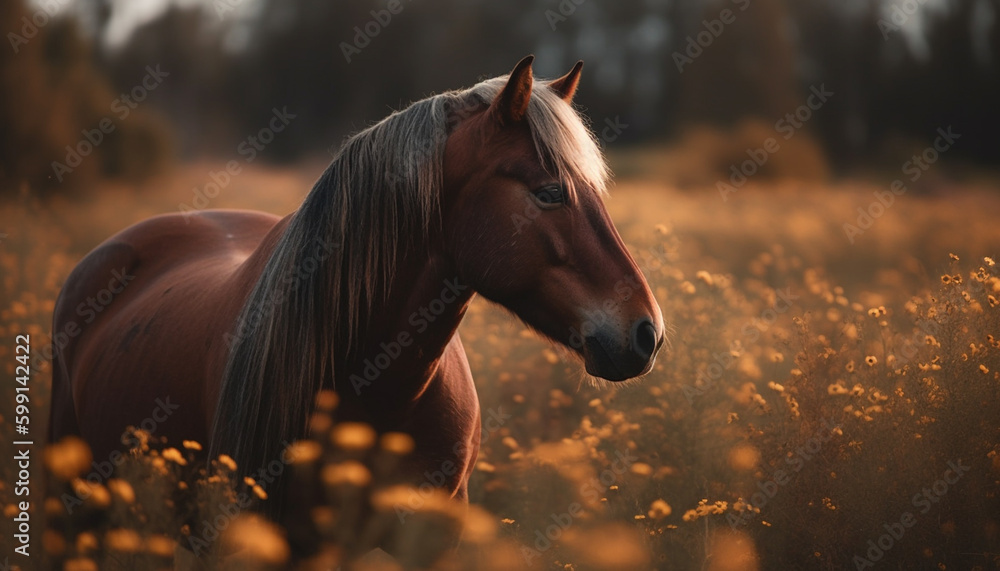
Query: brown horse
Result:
<box><xmin>49</xmin><ymin>56</ymin><xmax>665</xmax><ymax>517</ymax></box>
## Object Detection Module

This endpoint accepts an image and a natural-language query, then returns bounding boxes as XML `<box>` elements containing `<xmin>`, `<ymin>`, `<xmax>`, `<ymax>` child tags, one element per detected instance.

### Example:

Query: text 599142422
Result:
<box><xmin>12</xmin><ymin>334</ymin><xmax>32</xmax><ymax>557</ymax></box>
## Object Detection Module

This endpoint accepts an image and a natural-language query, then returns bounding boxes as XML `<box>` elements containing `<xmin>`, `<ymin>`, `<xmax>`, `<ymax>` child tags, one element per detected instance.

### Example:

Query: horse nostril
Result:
<box><xmin>631</xmin><ymin>317</ymin><xmax>658</xmax><ymax>361</ymax></box>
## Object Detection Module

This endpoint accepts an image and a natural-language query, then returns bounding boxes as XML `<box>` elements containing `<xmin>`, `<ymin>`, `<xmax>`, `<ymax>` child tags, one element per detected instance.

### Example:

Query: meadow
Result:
<box><xmin>1</xmin><ymin>163</ymin><xmax>998</xmax><ymax>570</ymax></box>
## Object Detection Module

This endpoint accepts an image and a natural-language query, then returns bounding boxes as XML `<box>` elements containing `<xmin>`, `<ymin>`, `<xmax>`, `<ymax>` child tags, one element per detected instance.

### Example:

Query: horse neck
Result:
<box><xmin>341</xmin><ymin>244</ymin><xmax>473</xmax><ymax>408</ymax></box>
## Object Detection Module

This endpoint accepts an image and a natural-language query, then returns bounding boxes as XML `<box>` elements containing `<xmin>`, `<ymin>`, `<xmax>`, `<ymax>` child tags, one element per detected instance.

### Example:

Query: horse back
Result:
<box><xmin>49</xmin><ymin>210</ymin><xmax>283</xmax><ymax>459</ymax></box>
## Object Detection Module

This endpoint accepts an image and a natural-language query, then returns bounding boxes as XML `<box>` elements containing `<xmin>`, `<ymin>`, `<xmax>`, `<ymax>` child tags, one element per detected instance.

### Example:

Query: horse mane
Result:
<box><xmin>208</xmin><ymin>72</ymin><xmax>609</xmax><ymax>511</ymax></box>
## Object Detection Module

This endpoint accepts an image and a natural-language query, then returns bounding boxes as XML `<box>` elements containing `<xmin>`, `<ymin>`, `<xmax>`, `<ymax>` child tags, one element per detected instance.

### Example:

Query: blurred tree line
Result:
<box><xmin>0</xmin><ymin>0</ymin><xmax>171</xmax><ymax>195</ymax></box>
<box><xmin>2</xmin><ymin>0</ymin><xmax>998</xmax><ymax>195</ymax></box>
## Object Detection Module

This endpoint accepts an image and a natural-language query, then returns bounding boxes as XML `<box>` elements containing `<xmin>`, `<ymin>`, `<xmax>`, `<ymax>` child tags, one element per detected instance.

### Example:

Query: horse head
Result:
<box><xmin>443</xmin><ymin>56</ymin><xmax>666</xmax><ymax>381</ymax></box>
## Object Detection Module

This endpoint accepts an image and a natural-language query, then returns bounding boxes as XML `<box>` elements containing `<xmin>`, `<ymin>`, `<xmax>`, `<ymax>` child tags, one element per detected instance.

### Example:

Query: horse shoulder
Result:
<box><xmin>433</xmin><ymin>334</ymin><xmax>482</xmax><ymax>499</ymax></box>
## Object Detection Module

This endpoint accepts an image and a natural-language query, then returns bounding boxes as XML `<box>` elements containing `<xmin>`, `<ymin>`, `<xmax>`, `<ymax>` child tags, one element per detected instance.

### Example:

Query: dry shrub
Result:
<box><xmin>611</xmin><ymin>118</ymin><xmax>829</xmax><ymax>189</ymax></box>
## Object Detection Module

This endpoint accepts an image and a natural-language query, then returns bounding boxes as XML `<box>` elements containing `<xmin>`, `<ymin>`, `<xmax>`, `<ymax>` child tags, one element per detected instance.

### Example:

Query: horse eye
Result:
<box><xmin>532</xmin><ymin>184</ymin><xmax>566</xmax><ymax>207</ymax></box>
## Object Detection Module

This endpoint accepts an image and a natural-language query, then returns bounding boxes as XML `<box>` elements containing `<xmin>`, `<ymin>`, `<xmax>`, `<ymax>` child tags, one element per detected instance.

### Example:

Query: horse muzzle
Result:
<box><xmin>583</xmin><ymin>316</ymin><xmax>664</xmax><ymax>381</ymax></box>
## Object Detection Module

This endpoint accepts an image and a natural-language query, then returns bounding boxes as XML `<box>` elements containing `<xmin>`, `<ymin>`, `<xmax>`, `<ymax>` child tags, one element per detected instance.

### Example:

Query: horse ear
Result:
<box><xmin>491</xmin><ymin>55</ymin><xmax>534</xmax><ymax>124</ymax></box>
<box><xmin>549</xmin><ymin>60</ymin><xmax>583</xmax><ymax>102</ymax></box>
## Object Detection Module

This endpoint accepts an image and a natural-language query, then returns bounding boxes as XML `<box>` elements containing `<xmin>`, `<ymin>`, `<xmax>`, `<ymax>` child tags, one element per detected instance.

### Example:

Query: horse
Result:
<box><xmin>48</xmin><ymin>55</ymin><xmax>666</xmax><ymax>529</ymax></box>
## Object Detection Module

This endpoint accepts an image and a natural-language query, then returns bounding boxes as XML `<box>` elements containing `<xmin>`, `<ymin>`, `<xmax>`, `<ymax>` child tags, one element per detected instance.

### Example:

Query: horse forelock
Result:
<box><xmin>465</xmin><ymin>75</ymin><xmax>611</xmax><ymax>197</ymax></box>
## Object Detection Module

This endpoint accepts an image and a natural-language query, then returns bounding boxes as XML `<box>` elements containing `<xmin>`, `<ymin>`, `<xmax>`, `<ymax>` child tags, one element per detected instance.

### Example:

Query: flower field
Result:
<box><xmin>1</xmin><ymin>167</ymin><xmax>999</xmax><ymax>570</ymax></box>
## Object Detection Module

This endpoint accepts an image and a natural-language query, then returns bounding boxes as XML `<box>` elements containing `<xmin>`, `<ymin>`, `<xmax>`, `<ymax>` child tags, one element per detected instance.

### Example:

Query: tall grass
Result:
<box><xmin>1</xmin><ymin>172</ymin><xmax>998</xmax><ymax>570</ymax></box>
